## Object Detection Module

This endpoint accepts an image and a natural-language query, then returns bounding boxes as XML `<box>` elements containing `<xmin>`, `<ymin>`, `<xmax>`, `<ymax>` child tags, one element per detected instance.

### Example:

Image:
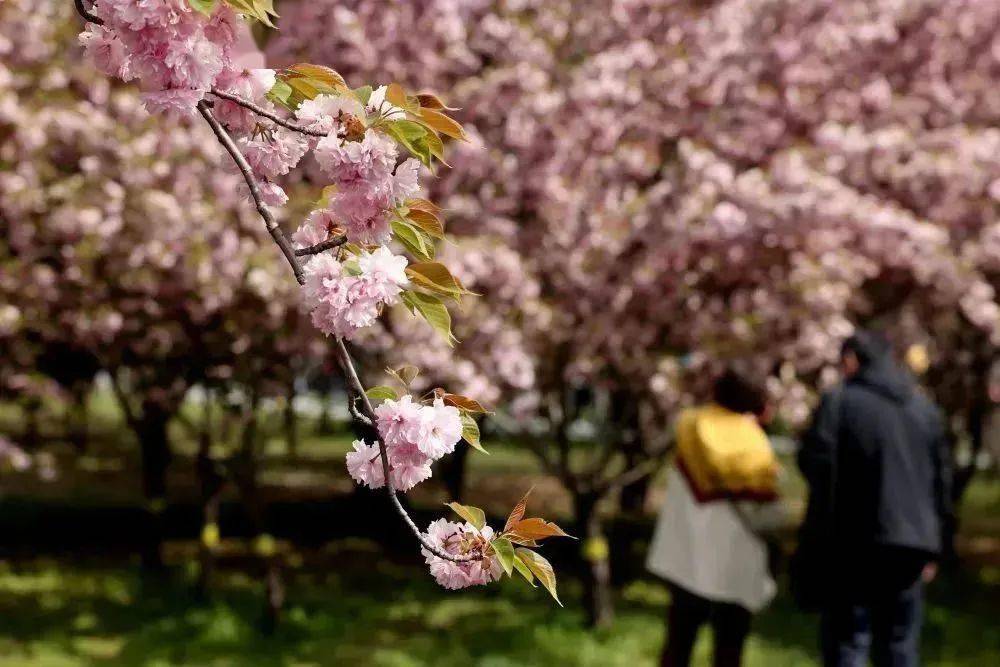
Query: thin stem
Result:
<box><xmin>294</xmin><ymin>235</ymin><xmax>348</xmax><ymax>257</ymax></box>
<box><xmin>74</xmin><ymin>0</ymin><xmax>104</xmax><ymax>25</ymax></box>
<box><xmin>196</xmin><ymin>100</ymin><xmax>305</xmax><ymax>286</ymax></box>
<box><xmin>332</xmin><ymin>338</ymin><xmax>480</xmax><ymax>563</ymax></box>
<box><xmin>209</xmin><ymin>88</ymin><xmax>328</xmax><ymax>138</ymax></box>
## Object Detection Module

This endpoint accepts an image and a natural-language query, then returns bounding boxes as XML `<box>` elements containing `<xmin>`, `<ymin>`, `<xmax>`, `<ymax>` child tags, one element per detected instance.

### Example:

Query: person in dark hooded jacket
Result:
<box><xmin>798</xmin><ymin>330</ymin><xmax>952</xmax><ymax>667</ymax></box>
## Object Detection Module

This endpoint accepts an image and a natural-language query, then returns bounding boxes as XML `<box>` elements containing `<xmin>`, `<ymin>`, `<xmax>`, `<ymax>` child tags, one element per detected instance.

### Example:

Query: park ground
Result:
<box><xmin>1</xmin><ymin>394</ymin><xmax>998</xmax><ymax>666</ymax></box>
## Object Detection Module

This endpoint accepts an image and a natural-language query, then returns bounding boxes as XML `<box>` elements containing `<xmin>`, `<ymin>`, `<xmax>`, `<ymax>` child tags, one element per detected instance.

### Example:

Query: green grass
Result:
<box><xmin>0</xmin><ymin>546</ymin><xmax>997</xmax><ymax>667</ymax></box>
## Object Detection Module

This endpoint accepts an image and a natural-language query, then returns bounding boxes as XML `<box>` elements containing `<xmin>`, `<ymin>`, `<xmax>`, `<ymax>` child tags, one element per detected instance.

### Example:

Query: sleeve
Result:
<box><xmin>797</xmin><ymin>389</ymin><xmax>840</xmax><ymax>487</ymax></box>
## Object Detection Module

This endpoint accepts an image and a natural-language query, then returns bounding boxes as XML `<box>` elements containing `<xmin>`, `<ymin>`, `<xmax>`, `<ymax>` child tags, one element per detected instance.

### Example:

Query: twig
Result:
<box><xmin>295</xmin><ymin>235</ymin><xmax>347</xmax><ymax>257</ymax></box>
<box><xmin>209</xmin><ymin>88</ymin><xmax>328</xmax><ymax>138</ymax></box>
<box><xmin>74</xmin><ymin>0</ymin><xmax>103</xmax><ymax>25</ymax></box>
<box><xmin>196</xmin><ymin>101</ymin><xmax>305</xmax><ymax>286</ymax></box>
<box><xmin>347</xmin><ymin>395</ymin><xmax>373</xmax><ymax>427</ymax></box>
<box><xmin>332</xmin><ymin>338</ymin><xmax>480</xmax><ymax>563</ymax></box>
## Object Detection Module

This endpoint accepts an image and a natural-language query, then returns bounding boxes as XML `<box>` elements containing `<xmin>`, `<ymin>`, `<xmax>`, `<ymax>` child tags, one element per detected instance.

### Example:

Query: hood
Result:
<box><xmin>847</xmin><ymin>332</ymin><xmax>913</xmax><ymax>402</ymax></box>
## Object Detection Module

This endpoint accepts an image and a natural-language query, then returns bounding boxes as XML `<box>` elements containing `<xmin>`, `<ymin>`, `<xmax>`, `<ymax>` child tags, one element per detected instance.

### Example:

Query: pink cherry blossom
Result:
<box><xmin>374</xmin><ymin>395</ymin><xmax>422</xmax><ymax>447</ymax></box>
<box><xmin>301</xmin><ymin>248</ymin><xmax>408</xmax><ymax>339</ymax></box>
<box><xmin>392</xmin><ymin>158</ymin><xmax>422</xmax><ymax>203</ymax></box>
<box><xmin>421</xmin><ymin>519</ymin><xmax>501</xmax><ymax>590</ymax></box>
<box><xmin>314</xmin><ymin>129</ymin><xmax>396</xmax><ymax>197</ymax></box>
<box><xmin>412</xmin><ymin>398</ymin><xmax>463</xmax><ymax>459</ymax></box>
<box><xmin>295</xmin><ymin>93</ymin><xmax>365</xmax><ymax>134</ymax></box>
<box><xmin>345</xmin><ymin>439</ymin><xmax>385</xmax><ymax>489</ymax></box>
<box><xmin>328</xmin><ymin>189</ymin><xmax>392</xmax><ymax>245</ymax></box>
<box><xmin>214</xmin><ymin>67</ymin><xmax>277</xmax><ymax>132</ymax></box>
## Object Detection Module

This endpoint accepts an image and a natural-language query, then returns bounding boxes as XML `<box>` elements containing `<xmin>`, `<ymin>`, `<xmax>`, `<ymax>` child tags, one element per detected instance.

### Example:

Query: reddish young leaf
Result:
<box><xmin>504</xmin><ymin>487</ymin><xmax>533</xmax><ymax>533</ymax></box>
<box><xmin>509</xmin><ymin>517</ymin><xmax>573</xmax><ymax>542</ymax></box>
<box><xmin>442</xmin><ymin>393</ymin><xmax>490</xmax><ymax>414</ymax></box>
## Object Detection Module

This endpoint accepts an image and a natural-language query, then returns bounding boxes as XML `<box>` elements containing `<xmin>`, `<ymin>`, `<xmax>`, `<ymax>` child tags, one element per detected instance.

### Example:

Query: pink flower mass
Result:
<box><xmin>354</xmin><ymin>394</ymin><xmax>464</xmax><ymax>492</ymax></box>
<box><xmin>421</xmin><ymin>519</ymin><xmax>502</xmax><ymax>590</ymax></box>
<box><xmin>81</xmin><ymin>0</ymin><xmax>239</xmax><ymax>115</ymax></box>
<box><xmin>302</xmin><ymin>248</ymin><xmax>408</xmax><ymax>339</ymax></box>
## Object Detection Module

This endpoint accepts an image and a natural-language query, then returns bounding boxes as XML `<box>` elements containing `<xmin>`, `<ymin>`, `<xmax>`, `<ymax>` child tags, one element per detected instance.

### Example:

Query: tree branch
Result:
<box><xmin>294</xmin><ymin>235</ymin><xmax>347</xmax><ymax>257</ymax></box>
<box><xmin>332</xmin><ymin>338</ymin><xmax>480</xmax><ymax>562</ymax></box>
<box><xmin>73</xmin><ymin>0</ymin><xmax>103</xmax><ymax>25</ymax></box>
<box><xmin>197</xmin><ymin>99</ymin><xmax>479</xmax><ymax>563</ymax></box>
<box><xmin>208</xmin><ymin>88</ymin><xmax>328</xmax><ymax>138</ymax></box>
<box><xmin>108</xmin><ymin>371</ymin><xmax>139</xmax><ymax>431</ymax></box>
<box><xmin>597</xmin><ymin>440</ymin><xmax>674</xmax><ymax>495</ymax></box>
<box><xmin>196</xmin><ymin>100</ymin><xmax>305</xmax><ymax>286</ymax></box>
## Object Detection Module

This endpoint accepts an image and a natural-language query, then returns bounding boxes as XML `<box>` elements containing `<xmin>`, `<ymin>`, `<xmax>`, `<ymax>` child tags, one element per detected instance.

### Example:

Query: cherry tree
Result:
<box><xmin>270</xmin><ymin>0</ymin><xmax>1000</xmax><ymax>625</ymax></box>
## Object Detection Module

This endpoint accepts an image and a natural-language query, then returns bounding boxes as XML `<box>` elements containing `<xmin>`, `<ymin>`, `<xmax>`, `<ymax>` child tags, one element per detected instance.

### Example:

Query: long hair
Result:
<box><xmin>712</xmin><ymin>368</ymin><xmax>766</xmax><ymax>416</ymax></box>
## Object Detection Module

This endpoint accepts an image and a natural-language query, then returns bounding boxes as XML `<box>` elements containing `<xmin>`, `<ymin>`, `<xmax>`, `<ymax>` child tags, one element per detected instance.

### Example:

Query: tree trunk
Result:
<box><xmin>195</xmin><ymin>399</ymin><xmax>225</xmax><ymax>600</ymax></box>
<box><xmin>233</xmin><ymin>400</ymin><xmax>285</xmax><ymax>634</ymax></box>
<box><xmin>618</xmin><ymin>458</ymin><xmax>650</xmax><ymax>515</ymax></box>
<box><xmin>22</xmin><ymin>398</ymin><xmax>41</xmax><ymax>449</ymax></box>
<box><xmin>943</xmin><ymin>400</ymin><xmax>987</xmax><ymax>564</ymax></box>
<box><xmin>66</xmin><ymin>384</ymin><xmax>90</xmax><ymax>454</ymax></box>
<box><xmin>283</xmin><ymin>382</ymin><xmax>299</xmax><ymax>460</ymax></box>
<box><xmin>316</xmin><ymin>390</ymin><xmax>335</xmax><ymax>435</ymax></box>
<box><xmin>136</xmin><ymin>402</ymin><xmax>172</xmax><ymax>574</ymax></box>
<box><xmin>574</xmin><ymin>491</ymin><xmax>614</xmax><ymax>628</ymax></box>
<box><xmin>440</xmin><ymin>442</ymin><xmax>470</xmax><ymax>501</ymax></box>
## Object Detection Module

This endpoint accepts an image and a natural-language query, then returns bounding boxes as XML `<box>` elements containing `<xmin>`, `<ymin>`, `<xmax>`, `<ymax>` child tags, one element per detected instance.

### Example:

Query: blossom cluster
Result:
<box><xmin>347</xmin><ymin>395</ymin><xmax>462</xmax><ymax>491</ymax></box>
<box><xmin>301</xmin><ymin>246</ymin><xmax>409</xmax><ymax>339</ymax></box>
<box><xmin>80</xmin><ymin>0</ymin><xmax>238</xmax><ymax>115</ymax></box>
<box><xmin>420</xmin><ymin>518</ymin><xmax>502</xmax><ymax>589</ymax></box>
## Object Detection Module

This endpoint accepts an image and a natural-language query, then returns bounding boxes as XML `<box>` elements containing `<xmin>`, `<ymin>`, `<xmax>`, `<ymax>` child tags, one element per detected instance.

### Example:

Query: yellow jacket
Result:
<box><xmin>675</xmin><ymin>404</ymin><xmax>779</xmax><ymax>502</ymax></box>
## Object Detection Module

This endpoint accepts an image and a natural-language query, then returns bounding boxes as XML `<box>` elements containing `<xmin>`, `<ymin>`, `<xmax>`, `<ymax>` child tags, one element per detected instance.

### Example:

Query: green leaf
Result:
<box><xmin>386</xmin><ymin>120</ymin><xmax>434</xmax><ymax>166</ymax></box>
<box><xmin>365</xmin><ymin>386</ymin><xmax>398</xmax><ymax>402</ymax></box>
<box><xmin>491</xmin><ymin>538</ymin><xmax>515</xmax><ymax>577</ymax></box>
<box><xmin>460</xmin><ymin>412</ymin><xmax>486</xmax><ymax>453</ymax></box>
<box><xmin>512</xmin><ymin>553</ymin><xmax>537</xmax><ymax>587</ymax></box>
<box><xmin>406</xmin><ymin>209</ymin><xmax>445</xmax><ymax>239</ymax></box>
<box><xmin>405</xmin><ymin>262</ymin><xmax>473</xmax><ymax>300</ymax></box>
<box><xmin>266</xmin><ymin>80</ymin><xmax>294</xmax><ymax>108</ymax></box>
<box><xmin>386</xmin><ymin>365</ymin><xmax>420</xmax><ymax>387</ymax></box>
<box><xmin>445</xmin><ymin>502</ymin><xmax>486</xmax><ymax>531</ymax></box>
<box><xmin>389</xmin><ymin>119</ymin><xmax>427</xmax><ymax>141</ymax></box>
<box><xmin>353</xmin><ymin>85</ymin><xmax>373</xmax><ymax>105</ymax></box>
<box><xmin>223</xmin><ymin>0</ymin><xmax>278</xmax><ymax>27</ymax></box>
<box><xmin>417</xmin><ymin>107</ymin><xmax>467</xmax><ymax>141</ymax></box>
<box><xmin>188</xmin><ymin>0</ymin><xmax>219</xmax><ymax>15</ymax></box>
<box><xmin>342</xmin><ymin>259</ymin><xmax>362</xmax><ymax>277</ymax></box>
<box><xmin>401</xmin><ymin>291</ymin><xmax>456</xmax><ymax>346</ymax></box>
<box><xmin>515</xmin><ymin>548</ymin><xmax>561</xmax><ymax>605</ymax></box>
<box><xmin>390</xmin><ymin>217</ymin><xmax>434</xmax><ymax>262</ymax></box>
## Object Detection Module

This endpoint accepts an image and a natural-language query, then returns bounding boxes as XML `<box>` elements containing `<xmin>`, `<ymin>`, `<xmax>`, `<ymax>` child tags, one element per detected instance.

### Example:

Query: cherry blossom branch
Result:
<box><xmin>196</xmin><ymin>100</ymin><xmax>306</xmax><ymax>286</ymax></box>
<box><xmin>331</xmin><ymin>338</ymin><xmax>480</xmax><ymax>563</ymax></box>
<box><xmin>73</xmin><ymin>0</ymin><xmax>103</xmax><ymax>25</ymax></box>
<box><xmin>195</xmin><ymin>98</ymin><xmax>478</xmax><ymax>564</ymax></box>
<box><xmin>294</xmin><ymin>236</ymin><xmax>347</xmax><ymax>257</ymax></box>
<box><xmin>208</xmin><ymin>88</ymin><xmax>328</xmax><ymax>138</ymax></box>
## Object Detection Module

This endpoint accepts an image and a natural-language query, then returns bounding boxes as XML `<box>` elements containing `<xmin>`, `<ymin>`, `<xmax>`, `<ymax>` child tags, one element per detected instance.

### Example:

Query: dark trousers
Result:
<box><xmin>661</xmin><ymin>583</ymin><xmax>752</xmax><ymax>667</ymax></box>
<box><xmin>820</xmin><ymin>576</ymin><xmax>923</xmax><ymax>667</ymax></box>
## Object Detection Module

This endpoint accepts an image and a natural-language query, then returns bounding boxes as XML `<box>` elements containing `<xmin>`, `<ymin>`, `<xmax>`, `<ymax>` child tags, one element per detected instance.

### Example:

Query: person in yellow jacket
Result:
<box><xmin>647</xmin><ymin>369</ymin><xmax>783</xmax><ymax>667</ymax></box>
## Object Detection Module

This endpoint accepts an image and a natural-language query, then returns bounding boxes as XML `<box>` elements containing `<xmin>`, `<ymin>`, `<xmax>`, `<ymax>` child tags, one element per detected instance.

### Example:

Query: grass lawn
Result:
<box><xmin>2</xmin><ymin>392</ymin><xmax>999</xmax><ymax>665</ymax></box>
<box><xmin>0</xmin><ymin>543</ymin><xmax>998</xmax><ymax>667</ymax></box>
